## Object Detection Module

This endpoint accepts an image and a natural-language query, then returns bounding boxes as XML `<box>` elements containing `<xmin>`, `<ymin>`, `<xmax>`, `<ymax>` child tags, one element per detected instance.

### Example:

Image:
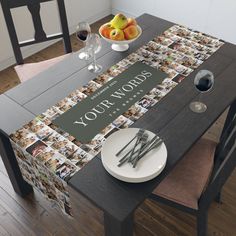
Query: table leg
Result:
<box><xmin>0</xmin><ymin>129</ymin><xmax>33</xmax><ymax>197</ymax></box>
<box><xmin>104</xmin><ymin>212</ymin><xmax>134</xmax><ymax>236</ymax></box>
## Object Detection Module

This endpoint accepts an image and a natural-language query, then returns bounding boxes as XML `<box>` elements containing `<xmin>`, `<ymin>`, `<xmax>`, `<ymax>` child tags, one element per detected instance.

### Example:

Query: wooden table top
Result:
<box><xmin>1</xmin><ymin>13</ymin><xmax>236</xmax><ymax>222</ymax></box>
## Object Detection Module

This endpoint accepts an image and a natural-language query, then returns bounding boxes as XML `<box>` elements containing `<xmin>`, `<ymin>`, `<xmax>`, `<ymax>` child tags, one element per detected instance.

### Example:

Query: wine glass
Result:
<box><xmin>87</xmin><ymin>33</ymin><xmax>102</xmax><ymax>73</ymax></box>
<box><xmin>189</xmin><ymin>70</ymin><xmax>214</xmax><ymax>113</ymax></box>
<box><xmin>75</xmin><ymin>22</ymin><xmax>91</xmax><ymax>60</ymax></box>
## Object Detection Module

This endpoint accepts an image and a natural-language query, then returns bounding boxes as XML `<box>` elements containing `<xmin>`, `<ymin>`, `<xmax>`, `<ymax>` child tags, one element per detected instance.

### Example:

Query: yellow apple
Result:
<box><xmin>127</xmin><ymin>18</ymin><xmax>137</xmax><ymax>27</ymax></box>
<box><xmin>110</xmin><ymin>14</ymin><xmax>128</xmax><ymax>29</ymax></box>
<box><xmin>100</xmin><ymin>23</ymin><xmax>114</xmax><ymax>39</ymax></box>
<box><xmin>110</xmin><ymin>29</ymin><xmax>125</xmax><ymax>40</ymax></box>
<box><xmin>123</xmin><ymin>25</ymin><xmax>139</xmax><ymax>40</ymax></box>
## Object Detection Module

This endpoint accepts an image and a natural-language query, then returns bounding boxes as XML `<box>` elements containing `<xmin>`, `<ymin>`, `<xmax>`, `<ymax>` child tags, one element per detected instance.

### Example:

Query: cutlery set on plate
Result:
<box><xmin>116</xmin><ymin>129</ymin><xmax>163</xmax><ymax>168</ymax></box>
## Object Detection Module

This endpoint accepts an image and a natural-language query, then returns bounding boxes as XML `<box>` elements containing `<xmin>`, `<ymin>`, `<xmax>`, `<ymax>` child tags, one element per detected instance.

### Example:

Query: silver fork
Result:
<box><xmin>118</xmin><ymin>131</ymin><xmax>147</xmax><ymax>167</ymax></box>
<box><xmin>131</xmin><ymin>133</ymin><xmax>149</xmax><ymax>165</ymax></box>
<box><xmin>119</xmin><ymin>135</ymin><xmax>159</xmax><ymax>164</ymax></box>
<box><xmin>133</xmin><ymin>137</ymin><xmax>163</xmax><ymax>168</ymax></box>
<box><xmin>127</xmin><ymin>129</ymin><xmax>146</xmax><ymax>162</ymax></box>
<box><xmin>116</xmin><ymin>129</ymin><xmax>145</xmax><ymax>156</ymax></box>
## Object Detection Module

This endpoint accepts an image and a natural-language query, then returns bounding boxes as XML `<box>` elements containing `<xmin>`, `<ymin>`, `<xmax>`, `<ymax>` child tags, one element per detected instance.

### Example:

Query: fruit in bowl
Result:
<box><xmin>99</xmin><ymin>13</ymin><xmax>142</xmax><ymax>51</ymax></box>
<box><xmin>127</xmin><ymin>18</ymin><xmax>137</xmax><ymax>27</ymax></box>
<box><xmin>99</xmin><ymin>23</ymin><xmax>114</xmax><ymax>39</ymax></box>
<box><xmin>110</xmin><ymin>29</ymin><xmax>125</xmax><ymax>41</ymax></box>
<box><xmin>110</xmin><ymin>14</ymin><xmax>128</xmax><ymax>30</ymax></box>
<box><xmin>124</xmin><ymin>25</ymin><xmax>139</xmax><ymax>40</ymax></box>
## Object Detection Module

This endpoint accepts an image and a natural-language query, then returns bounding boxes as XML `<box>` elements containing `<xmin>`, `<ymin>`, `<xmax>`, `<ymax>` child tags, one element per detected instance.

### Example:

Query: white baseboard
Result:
<box><xmin>0</xmin><ymin>7</ymin><xmax>111</xmax><ymax>71</ymax></box>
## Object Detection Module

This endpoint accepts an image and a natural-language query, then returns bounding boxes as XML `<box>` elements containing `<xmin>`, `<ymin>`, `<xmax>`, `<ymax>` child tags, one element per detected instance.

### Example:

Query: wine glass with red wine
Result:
<box><xmin>76</xmin><ymin>22</ymin><xmax>91</xmax><ymax>60</ymax></box>
<box><xmin>189</xmin><ymin>70</ymin><xmax>214</xmax><ymax>113</ymax></box>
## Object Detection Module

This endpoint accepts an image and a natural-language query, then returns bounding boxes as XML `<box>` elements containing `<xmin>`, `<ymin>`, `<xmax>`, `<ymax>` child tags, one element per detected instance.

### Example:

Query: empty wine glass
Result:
<box><xmin>75</xmin><ymin>22</ymin><xmax>91</xmax><ymax>60</ymax></box>
<box><xmin>87</xmin><ymin>33</ymin><xmax>102</xmax><ymax>73</ymax></box>
<box><xmin>189</xmin><ymin>70</ymin><xmax>214</xmax><ymax>113</ymax></box>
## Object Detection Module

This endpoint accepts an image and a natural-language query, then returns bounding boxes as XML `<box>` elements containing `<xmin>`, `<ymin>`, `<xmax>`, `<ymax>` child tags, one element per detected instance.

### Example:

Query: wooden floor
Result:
<box><xmin>0</xmin><ymin>15</ymin><xmax>236</xmax><ymax>236</ymax></box>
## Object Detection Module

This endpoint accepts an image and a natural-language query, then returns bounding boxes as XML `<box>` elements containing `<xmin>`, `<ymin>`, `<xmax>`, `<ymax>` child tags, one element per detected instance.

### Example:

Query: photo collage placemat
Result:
<box><xmin>10</xmin><ymin>25</ymin><xmax>224</xmax><ymax>216</ymax></box>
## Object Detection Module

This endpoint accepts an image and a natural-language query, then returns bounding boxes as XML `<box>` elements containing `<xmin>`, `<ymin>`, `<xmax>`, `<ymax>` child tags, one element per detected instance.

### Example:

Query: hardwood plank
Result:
<box><xmin>134</xmin><ymin>222</ymin><xmax>156</xmax><ymax>236</ymax></box>
<box><xmin>0</xmin><ymin>203</ymin><xmax>33</xmax><ymax>236</ymax></box>
<box><xmin>136</xmin><ymin>207</ymin><xmax>181</xmax><ymax>236</ymax></box>
<box><xmin>139</xmin><ymin>201</ymin><xmax>195</xmax><ymax>236</ymax></box>
<box><xmin>0</xmin><ymin>162</ymin><xmax>102</xmax><ymax>236</ymax></box>
<box><xmin>0</xmin><ymin>172</ymin><xmax>68</xmax><ymax>235</ymax></box>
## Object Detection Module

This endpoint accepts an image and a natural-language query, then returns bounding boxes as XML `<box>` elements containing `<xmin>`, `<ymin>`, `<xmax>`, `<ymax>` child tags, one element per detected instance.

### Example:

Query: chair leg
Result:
<box><xmin>197</xmin><ymin>211</ymin><xmax>208</xmax><ymax>236</ymax></box>
<box><xmin>214</xmin><ymin>191</ymin><xmax>222</xmax><ymax>204</ymax></box>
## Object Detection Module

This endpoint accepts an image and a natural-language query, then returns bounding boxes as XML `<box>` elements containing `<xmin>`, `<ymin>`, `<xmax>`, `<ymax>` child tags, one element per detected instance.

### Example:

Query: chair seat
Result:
<box><xmin>14</xmin><ymin>54</ymin><xmax>70</xmax><ymax>83</ymax></box>
<box><xmin>153</xmin><ymin>138</ymin><xmax>217</xmax><ymax>209</ymax></box>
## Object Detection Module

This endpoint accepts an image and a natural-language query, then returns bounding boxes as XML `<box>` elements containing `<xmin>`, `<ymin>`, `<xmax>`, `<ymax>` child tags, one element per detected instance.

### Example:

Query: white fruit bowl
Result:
<box><xmin>99</xmin><ymin>25</ymin><xmax>142</xmax><ymax>52</ymax></box>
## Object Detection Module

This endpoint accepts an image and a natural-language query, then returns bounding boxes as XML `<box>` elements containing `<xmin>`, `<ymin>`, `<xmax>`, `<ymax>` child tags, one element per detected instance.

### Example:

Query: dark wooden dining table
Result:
<box><xmin>1</xmin><ymin>13</ymin><xmax>236</xmax><ymax>236</ymax></box>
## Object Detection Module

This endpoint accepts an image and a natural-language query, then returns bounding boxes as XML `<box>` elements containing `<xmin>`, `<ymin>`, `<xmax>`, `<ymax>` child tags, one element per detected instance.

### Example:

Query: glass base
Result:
<box><xmin>78</xmin><ymin>51</ymin><xmax>91</xmax><ymax>60</ymax></box>
<box><xmin>88</xmin><ymin>63</ymin><xmax>102</xmax><ymax>73</ymax></box>
<box><xmin>189</xmin><ymin>102</ymin><xmax>207</xmax><ymax>113</ymax></box>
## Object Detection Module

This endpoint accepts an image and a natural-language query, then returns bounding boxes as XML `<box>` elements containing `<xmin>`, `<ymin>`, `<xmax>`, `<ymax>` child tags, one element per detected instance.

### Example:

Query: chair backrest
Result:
<box><xmin>199</xmin><ymin>99</ymin><xmax>236</xmax><ymax>208</ymax></box>
<box><xmin>0</xmin><ymin>0</ymin><xmax>72</xmax><ymax>65</ymax></box>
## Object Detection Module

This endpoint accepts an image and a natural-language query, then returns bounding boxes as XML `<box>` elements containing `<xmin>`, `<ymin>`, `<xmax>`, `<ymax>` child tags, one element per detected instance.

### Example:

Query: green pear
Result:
<box><xmin>110</xmin><ymin>14</ymin><xmax>128</xmax><ymax>30</ymax></box>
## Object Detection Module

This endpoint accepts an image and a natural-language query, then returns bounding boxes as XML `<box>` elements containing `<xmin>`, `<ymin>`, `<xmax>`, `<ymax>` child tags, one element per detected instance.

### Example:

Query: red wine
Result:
<box><xmin>195</xmin><ymin>75</ymin><xmax>214</xmax><ymax>92</ymax></box>
<box><xmin>76</xmin><ymin>30</ymin><xmax>89</xmax><ymax>41</ymax></box>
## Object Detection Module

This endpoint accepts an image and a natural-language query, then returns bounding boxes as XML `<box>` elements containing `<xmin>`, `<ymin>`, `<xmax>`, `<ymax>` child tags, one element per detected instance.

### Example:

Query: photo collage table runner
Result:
<box><xmin>10</xmin><ymin>25</ymin><xmax>224</xmax><ymax>216</ymax></box>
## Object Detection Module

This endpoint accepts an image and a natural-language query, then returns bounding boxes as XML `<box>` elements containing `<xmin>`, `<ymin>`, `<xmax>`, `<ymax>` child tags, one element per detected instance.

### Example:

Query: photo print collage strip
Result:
<box><xmin>10</xmin><ymin>24</ymin><xmax>224</xmax><ymax>216</ymax></box>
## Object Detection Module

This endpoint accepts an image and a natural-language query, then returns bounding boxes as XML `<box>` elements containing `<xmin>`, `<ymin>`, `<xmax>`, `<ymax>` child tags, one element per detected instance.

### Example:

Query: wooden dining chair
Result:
<box><xmin>149</xmin><ymin>99</ymin><xmax>236</xmax><ymax>236</ymax></box>
<box><xmin>0</xmin><ymin>0</ymin><xmax>72</xmax><ymax>82</ymax></box>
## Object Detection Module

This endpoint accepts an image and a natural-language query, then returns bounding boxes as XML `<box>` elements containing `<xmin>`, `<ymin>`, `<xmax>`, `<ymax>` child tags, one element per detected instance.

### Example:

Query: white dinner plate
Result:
<box><xmin>101</xmin><ymin>128</ymin><xmax>167</xmax><ymax>183</ymax></box>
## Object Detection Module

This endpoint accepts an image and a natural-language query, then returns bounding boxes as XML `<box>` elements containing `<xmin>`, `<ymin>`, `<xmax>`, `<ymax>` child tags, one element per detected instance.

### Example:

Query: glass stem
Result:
<box><xmin>93</xmin><ymin>51</ymin><xmax>97</xmax><ymax>68</ymax></box>
<box><xmin>198</xmin><ymin>92</ymin><xmax>203</xmax><ymax>103</ymax></box>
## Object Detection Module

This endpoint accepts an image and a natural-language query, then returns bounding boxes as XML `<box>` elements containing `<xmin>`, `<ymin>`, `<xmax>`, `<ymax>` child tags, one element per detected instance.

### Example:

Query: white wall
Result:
<box><xmin>112</xmin><ymin>0</ymin><xmax>236</xmax><ymax>45</ymax></box>
<box><xmin>0</xmin><ymin>0</ymin><xmax>111</xmax><ymax>71</ymax></box>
